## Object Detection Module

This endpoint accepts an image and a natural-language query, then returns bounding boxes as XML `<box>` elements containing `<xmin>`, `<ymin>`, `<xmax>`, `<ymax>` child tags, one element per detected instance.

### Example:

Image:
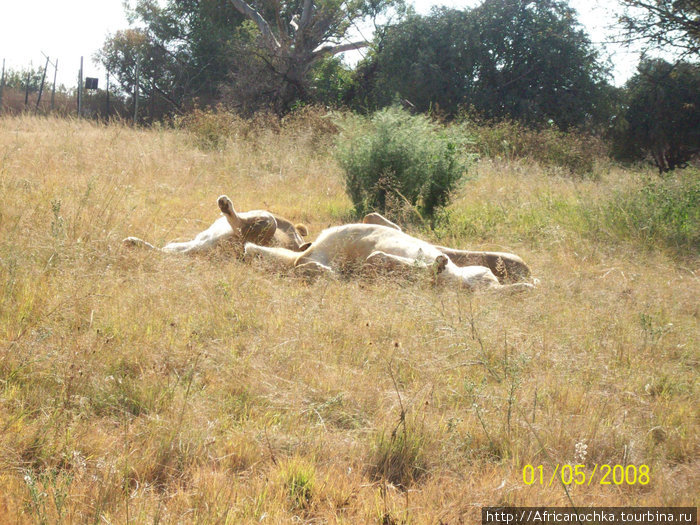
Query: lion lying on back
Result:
<box><xmin>361</xmin><ymin>212</ymin><xmax>530</xmax><ymax>283</ymax></box>
<box><xmin>245</xmin><ymin>222</ymin><xmax>534</xmax><ymax>293</ymax></box>
<box><xmin>123</xmin><ymin>195</ymin><xmax>309</xmax><ymax>253</ymax></box>
<box><xmin>123</xmin><ymin>195</ymin><xmax>534</xmax><ymax>292</ymax></box>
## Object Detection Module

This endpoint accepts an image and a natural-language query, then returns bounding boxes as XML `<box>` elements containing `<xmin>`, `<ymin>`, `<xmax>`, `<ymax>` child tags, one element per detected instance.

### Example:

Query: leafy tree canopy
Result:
<box><xmin>98</xmin><ymin>0</ymin><xmax>402</xmax><ymax>114</ymax></box>
<box><xmin>0</xmin><ymin>66</ymin><xmax>47</xmax><ymax>92</ymax></box>
<box><xmin>225</xmin><ymin>0</ymin><xmax>403</xmax><ymax>113</ymax></box>
<box><xmin>97</xmin><ymin>0</ymin><xmax>246</xmax><ymax>109</ymax></box>
<box><xmin>613</xmin><ymin>59</ymin><xmax>700</xmax><ymax>172</ymax></box>
<box><xmin>616</xmin><ymin>0</ymin><xmax>700</xmax><ymax>59</ymax></box>
<box><xmin>357</xmin><ymin>0</ymin><xmax>613</xmax><ymax>130</ymax></box>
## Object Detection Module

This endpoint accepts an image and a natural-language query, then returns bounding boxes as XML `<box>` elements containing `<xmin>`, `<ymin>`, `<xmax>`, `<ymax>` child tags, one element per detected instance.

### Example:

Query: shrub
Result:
<box><xmin>601</xmin><ymin>170</ymin><xmax>700</xmax><ymax>253</ymax></box>
<box><xmin>335</xmin><ymin>107</ymin><xmax>472</xmax><ymax>221</ymax></box>
<box><xmin>176</xmin><ymin>105</ymin><xmax>340</xmax><ymax>151</ymax></box>
<box><xmin>467</xmin><ymin>119</ymin><xmax>608</xmax><ymax>177</ymax></box>
<box><xmin>281</xmin><ymin>105</ymin><xmax>340</xmax><ymax>151</ymax></box>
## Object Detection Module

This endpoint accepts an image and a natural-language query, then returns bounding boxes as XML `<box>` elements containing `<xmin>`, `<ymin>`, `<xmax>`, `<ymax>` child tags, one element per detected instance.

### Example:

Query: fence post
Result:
<box><xmin>51</xmin><ymin>59</ymin><xmax>58</xmax><ymax>111</ymax></box>
<box><xmin>25</xmin><ymin>71</ymin><xmax>31</xmax><ymax>107</ymax></box>
<box><xmin>78</xmin><ymin>56</ymin><xmax>84</xmax><ymax>117</ymax></box>
<box><xmin>36</xmin><ymin>56</ymin><xmax>50</xmax><ymax>111</ymax></box>
<box><xmin>106</xmin><ymin>71</ymin><xmax>110</xmax><ymax>119</ymax></box>
<box><xmin>0</xmin><ymin>59</ymin><xmax>5</xmax><ymax>111</ymax></box>
<box><xmin>134</xmin><ymin>58</ymin><xmax>140</xmax><ymax>124</ymax></box>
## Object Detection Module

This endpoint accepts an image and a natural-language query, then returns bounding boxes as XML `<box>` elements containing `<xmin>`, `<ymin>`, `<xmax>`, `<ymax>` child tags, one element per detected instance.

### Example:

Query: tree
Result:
<box><xmin>358</xmin><ymin>0</ymin><xmax>612</xmax><ymax>130</ymax></box>
<box><xmin>225</xmin><ymin>0</ymin><xmax>401</xmax><ymax>113</ymax></box>
<box><xmin>100</xmin><ymin>0</ymin><xmax>399</xmax><ymax>115</ymax></box>
<box><xmin>615</xmin><ymin>0</ymin><xmax>700</xmax><ymax>59</ymax></box>
<box><xmin>353</xmin><ymin>9</ymin><xmax>474</xmax><ymax>113</ymax></box>
<box><xmin>1</xmin><ymin>66</ymin><xmax>46</xmax><ymax>92</ymax></box>
<box><xmin>308</xmin><ymin>56</ymin><xmax>355</xmax><ymax>106</ymax></box>
<box><xmin>613</xmin><ymin>59</ymin><xmax>700</xmax><ymax>173</ymax></box>
<box><xmin>97</xmin><ymin>0</ymin><xmax>246</xmax><ymax>111</ymax></box>
<box><xmin>130</xmin><ymin>0</ymin><xmax>246</xmax><ymax>103</ymax></box>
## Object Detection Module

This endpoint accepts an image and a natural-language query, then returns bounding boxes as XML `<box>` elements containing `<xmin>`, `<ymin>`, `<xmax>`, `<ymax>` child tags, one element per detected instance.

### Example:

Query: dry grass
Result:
<box><xmin>0</xmin><ymin>88</ymin><xmax>78</xmax><ymax>117</ymax></box>
<box><xmin>0</xmin><ymin>114</ymin><xmax>698</xmax><ymax>523</ymax></box>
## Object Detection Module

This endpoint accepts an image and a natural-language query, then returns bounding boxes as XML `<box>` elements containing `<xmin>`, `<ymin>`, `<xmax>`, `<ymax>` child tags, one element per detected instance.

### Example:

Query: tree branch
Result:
<box><xmin>228</xmin><ymin>0</ymin><xmax>281</xmax><ymax>50</ymax></box>
<box><xmin>299</xmin><ymin>0</ymin><xmax>314</xmax><ymax>31</ymax></box>
<box><xmin>313</xmin><ymin>40</ymin><xmax>369</xmax><ymax>59</ymax></box>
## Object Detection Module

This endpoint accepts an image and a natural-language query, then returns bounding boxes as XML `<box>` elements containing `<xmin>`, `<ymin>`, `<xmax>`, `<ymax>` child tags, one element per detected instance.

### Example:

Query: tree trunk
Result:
<box><xmin>274</xmin><ymin>56</ymin><xmax>311</xmax><ymax>114</ymax></box>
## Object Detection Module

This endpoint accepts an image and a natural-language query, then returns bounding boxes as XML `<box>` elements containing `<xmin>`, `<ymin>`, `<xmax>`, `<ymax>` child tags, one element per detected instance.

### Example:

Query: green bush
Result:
<box><xmin>467</xmin><ymin>119</ymin><xmax>608</xmax><ymax>177</ymax></box>
<box><xmin>602</xmin><ymin>171</ymin><xmax>700</xmax><ymax>253</ymax></box>
<box><xmin>335</xmin><ymin>107</ymin><xmax>472</xmax><ymax>221</ymax></box>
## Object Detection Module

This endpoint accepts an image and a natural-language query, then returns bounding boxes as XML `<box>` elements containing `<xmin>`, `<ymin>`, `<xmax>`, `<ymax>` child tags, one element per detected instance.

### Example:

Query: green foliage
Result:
<box><xmin>616</xmin><ymin>0</ymin><xmax>700</xmax><ymax>57</ymax></box>
<box><xmin>100</xmin><ymin>0</ymin><xmax>403</xmax><ymax>116</ymax></box>
<box><xmin>224</xmin><ymin>0</ymin><xmax>403</xmax><ymax>114</ymax></box>
<box><xmin>468</xmin><ymin>119</ymin><xmax>608</xmax><ymax>176</ymax></box>
<box><xmin>601</xmin><ymin>171</ymin><xmax>700</xmax><ymax>253</ymax></box>
<box><xmin>97</xmin><ymin>0</ymin><xmax>245</xmax><ymax>109</ymax></box>
<box><xmin>0</xmin><ymin>66</ymin><xmax>46</xmax><ymax>92</ymax></box>
<box><xmin>280</xmin><ymin>458</ymin><xmax>316</xmax><ymax>509</ymax></box>
<box><xmin>361</xmin><ymin>0</ymin><xmax>612</xmax><ymax>129</ymax></box>
<box><xmin>23</xmin><ymin>469</ymin><xmax>74</xmax><ymax>525</ymax></box>
<box><xmin>308</xmin><ymin>57</ymin><xmax>355</xmax><ymax>107</ymax></box>
<box><xmin>96</xmin><ymin>29</ymin><xmax>160</xmax><ymax>96</ymax></box>
<box><xmin>357</xmin><ymin>9</ymin><xmax>473</xmax><ymax>113</ymax></box>
<box><xmin>336</xmin><ymin>107</ymin><xmax>472</xmax><ymax>220</ymax></box>
<box><xmin>612</xmin><ymin>59</ymin><xmax>700</xmax><ymax>173</ymax></box>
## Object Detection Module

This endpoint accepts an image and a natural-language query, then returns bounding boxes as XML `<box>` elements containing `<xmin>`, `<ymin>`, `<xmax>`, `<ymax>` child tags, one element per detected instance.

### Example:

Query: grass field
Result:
<box><xmin>0</xmin><ymin>114</ymin><xmax>697</xmax><ymax>523</ymax></box>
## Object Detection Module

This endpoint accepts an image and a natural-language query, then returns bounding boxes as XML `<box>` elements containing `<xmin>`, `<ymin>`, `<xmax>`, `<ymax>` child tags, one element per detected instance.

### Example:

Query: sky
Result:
<box><xmin>0</xmin><ymin>0</ymin><xmax>641</xmax><ymax>90</ymax></box>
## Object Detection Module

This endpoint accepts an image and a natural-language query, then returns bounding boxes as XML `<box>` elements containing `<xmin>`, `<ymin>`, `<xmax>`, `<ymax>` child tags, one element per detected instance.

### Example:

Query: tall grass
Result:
<box><xmin>600</xmin><ymin>172</ymin><xmax>700</xmax><ymax>253</ymax></box>
<box><xmin>0</xmin><ymin>114</ymin><xmax>697</xmax><ymax>523</ymax></box>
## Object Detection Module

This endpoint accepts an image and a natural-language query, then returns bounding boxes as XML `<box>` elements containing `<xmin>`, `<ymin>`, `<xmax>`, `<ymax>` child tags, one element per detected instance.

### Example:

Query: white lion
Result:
<box><xmin>123</xmin><ymin>195</ymin><xmax>308</xmax><ymax>254</ymax></box>
<box><xmin>245</xmin><ymin>222</ymin><xmax>535</xmax><ymax>293</ymax></box>
<box><xmin>361</xmin><ymin>212</ymin><xmax>530</xmax><ymax>283</ymax></box>
<box><xmin>123</xmin><ymin>197</ymin><xmax>534</xmax><ymax>292</ymax></box>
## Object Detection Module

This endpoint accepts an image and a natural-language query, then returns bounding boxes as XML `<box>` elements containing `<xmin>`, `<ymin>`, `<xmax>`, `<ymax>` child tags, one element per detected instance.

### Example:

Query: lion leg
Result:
<box><xmin>294</xmin><ymin>261</ymin><xmax>335</xmax><ymax>279</ymax></box>
<box><xmin>435</xmin><ymin>246</ymin><xmax>531</xmax><ymax>283</ymax></box>
<box><xmin>241</xmin><ymin>215</ymin><xmax>277</xmax><ymax>246</ymax></box>
<box><xmin>217</xmin><ymin>194</ymin><xmax>237</xmax><ymax>219</ymax></box>
<box><xmin>244</xmin><ymin>242</ymin><xmax>299</xmax><ymax>268</ymax></box>
<box><xmin>490</xmin><ymin>282</ymin><xmax>535</xmax><ymax>294</ymax></box>
<box><xmin>362</xmin><ymin>213</ymin><xmax>402</xmax><ymax>231</ymax></box>
<box><xmin>122</xmin><ymin>237</ymin><xmax>159</xmax><ymax>251</ymax></box>
<box><xmin>364</xmin><ymin>251</ymin><xmax>448</xmax><ymax>279</ymax></box>
<box><xmin>363</xmin><ymin>250</ymin><xmax>416</xmax><ymax>271</ymax></box>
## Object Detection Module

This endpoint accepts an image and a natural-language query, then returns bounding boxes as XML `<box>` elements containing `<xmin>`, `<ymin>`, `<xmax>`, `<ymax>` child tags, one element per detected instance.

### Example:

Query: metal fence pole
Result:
<box><xmin>0</xmin><ymin>59</ymin><xmax>5</xmax><ymax>111</ymax></box>
<box><xmin>78</xmin><ymin>56</ymin><xmax>84</xmax><ymax>117</ymax></box>
<box><xmin>106</xmin><ymin>71</ymin><xmax>110</xmax><ymax>118</ymax></box>
<box><xmin>24</xmin><ymin>71</ymin><xmax>31</xmax><ymax>107</ymax></box>
<box><xmin>134</xmin><ymin>58</ymin><xmax>140</xmax><ymax>124</ymax></box>
<box><xmin>51</xmin><ymin>59</ymin><xmax>58</xmax><ymax>111</ymax></box>
<box><xmin>36</xmin><ymin>56</ymin><xmax>50</xmax><ymax>111</ymax></box>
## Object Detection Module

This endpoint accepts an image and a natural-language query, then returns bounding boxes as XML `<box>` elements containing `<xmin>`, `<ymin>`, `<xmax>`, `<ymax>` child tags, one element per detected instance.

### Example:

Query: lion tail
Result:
<box><xmin>295</xmin><ymin>223</ymin><xmax>309</xmax><ymax>237</ymax></box>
